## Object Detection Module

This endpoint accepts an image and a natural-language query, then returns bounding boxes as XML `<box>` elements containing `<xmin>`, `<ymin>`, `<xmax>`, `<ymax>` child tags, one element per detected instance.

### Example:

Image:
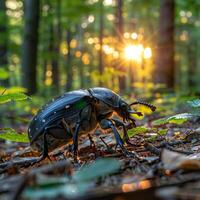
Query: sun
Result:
<box><xmin>124</xmin><ymin>44</ymin><xmax>144</xmax><ymax>62</ymax></box>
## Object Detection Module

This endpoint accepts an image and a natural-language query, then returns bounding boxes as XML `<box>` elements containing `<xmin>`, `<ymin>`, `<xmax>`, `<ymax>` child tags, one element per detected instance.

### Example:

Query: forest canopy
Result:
<box><xmin>0</xmin><ymin>0</ymin><xmax>199</xmax><ymax>97</ymax></box>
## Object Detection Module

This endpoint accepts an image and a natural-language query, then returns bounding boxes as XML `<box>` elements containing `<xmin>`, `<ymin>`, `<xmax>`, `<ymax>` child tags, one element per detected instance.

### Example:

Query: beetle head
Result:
<box><xmin>117</xmin><ymin>100</ymin><xmax>135</xmax><ymax>123</ymax></box>
<box><xmin>117</xmin><ymin>100</ymin><xmax>156</xmax><ymax>126</ymax></box>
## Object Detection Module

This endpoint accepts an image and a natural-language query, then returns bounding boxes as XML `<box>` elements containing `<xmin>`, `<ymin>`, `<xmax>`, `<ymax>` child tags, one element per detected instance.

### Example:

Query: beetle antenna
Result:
<box><xmin>129</xmin><ymin>101</ymin><xmax>156</xmax><ymax>111</ymax></box>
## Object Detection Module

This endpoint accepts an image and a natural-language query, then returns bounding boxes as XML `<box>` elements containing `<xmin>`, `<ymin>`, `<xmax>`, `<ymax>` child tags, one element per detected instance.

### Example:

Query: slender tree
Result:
<box><xmin>65</xmin><ymin>28</ymin><xmax>73</xmax><ymax>91</ymax></box>
<box><xmin>51</xmin><ymin>0</ymin><xmax>61</xmax><ymax>93</ymax></box>
<box><xmin>21</xmin><ymin>0</ymin><xmax>40</xmax><ymax>95</ymax></box>
<box><xmin>116</xmin><ymin>0</ymin><xmax>126</xmax><ymax>92</ymax></box>
<box><xmin>99</xmin><ymin>0</ymin><xmax>104</xmax><ymax>86</ymax></box>
<box><xmin>0</xmin><ymin>0</ymin><xmax>8</xmax><ymax>86</ymax></box>
<box><xmin>188</xmin><ymin>39</ymin><xmax>197</xmax><ymax>90</ymax></box>
<box><xmin>155</xmin><ymin>0</ymin><xmax>175</xmax><ymax>90</ymax></box>
<box><xmin>76</xmin><ymin>25</ymin><xmax>84</xmax><ymax>88</ymax></box>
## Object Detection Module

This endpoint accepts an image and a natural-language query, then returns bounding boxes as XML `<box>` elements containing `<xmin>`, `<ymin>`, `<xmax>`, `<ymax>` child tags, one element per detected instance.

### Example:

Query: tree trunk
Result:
<box><xmin>155</xmin><ymin>0</ymin><xmax>175</xmax><ymax>90</ymax></box>
<box><xmin>188</xmin><ymin>40</ymin><xmax>197</xmax><ymax>91</ymax></box>
<box><xmin>0</xmin><ymin>0</ymin><xmax>8</xmax><ymax>86</ymax></box>
<box><xmin>21</xmin><ymin>0</ymin><xmax>40</xmax><ymax>95</ymax></box>
<box><xmin>99</xmin><ymin>0</ymin><xmax>104</xmax><ymax>86</ymax></box>
<box><xmin>116</xmin><ymin>0</ymin><xmax>126</xmax><ymax>92</ymax></box>
<box><xmin>76</xmin><ymin>25</ymin><xmax>84</xmax><ymax>88</ymax></box>
<box><xmin>51</xmin><ymin>0</ymin><xmax>61</xmax><ymax>93</ymax></box>
<box><xmin>65</xmin><ymin>29</ymin><xmax>73</xmax><ymax>91</ymax></box>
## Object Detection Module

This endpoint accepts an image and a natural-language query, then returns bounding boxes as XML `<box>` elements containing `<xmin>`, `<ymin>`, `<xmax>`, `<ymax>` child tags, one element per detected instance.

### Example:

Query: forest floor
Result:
<box><xmin>1</xmin><ymin>107</ymin><xmax>200</xmax><ymax>200</ymax></box>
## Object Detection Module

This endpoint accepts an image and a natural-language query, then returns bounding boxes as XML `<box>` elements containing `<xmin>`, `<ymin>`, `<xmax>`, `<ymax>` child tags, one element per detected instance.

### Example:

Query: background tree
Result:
<box><xmin>51</xmin><ymin>0</ymin><xmax>61</xmax><ymax>93</ymax></box>
<box><xmin>21</xmin><ymin>0</ymin><xmax>40</xmax><ymax>95</ymax></box>
<box><xmin>116</xmin><ymin>0</ymin><xmax>126</xmax><ymax>92</ymax></box>
<box><xmin>0</xmin><ymin>0</ymin><xmax>8</xmax><ymax>86</ymax></box>
<box><xmin>155</xmin><ymin>0</ymin><xmax>175</xmax><ymax>90</ymax></box>
<box><xmin>98</xmin><ymin>0</ymin><xmax>104</xmax><ymax>86</ymax></box>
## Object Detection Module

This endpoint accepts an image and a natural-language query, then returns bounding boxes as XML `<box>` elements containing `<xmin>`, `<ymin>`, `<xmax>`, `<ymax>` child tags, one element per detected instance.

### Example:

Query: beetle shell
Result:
<box><xmin>89</xmin><ymin>87</ymin><xmax>122</xmax><ymax>107</ymax></box>
<box><xmin>28</xmin><ymin>87</ymin><xmax>134</xmax><ymax>153</ymax></box>
<box><xmin>28</xmin><ymin>90</ymin><xmax>91</xmax><ymax>147</ymax></box>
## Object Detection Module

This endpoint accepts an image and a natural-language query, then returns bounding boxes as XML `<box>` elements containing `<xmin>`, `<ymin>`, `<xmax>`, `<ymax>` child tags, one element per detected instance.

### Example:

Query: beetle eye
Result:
<box><xmin>120</xmin><ymin>102</ymin><xmax>127</xmax><ymax>108</ymax></box>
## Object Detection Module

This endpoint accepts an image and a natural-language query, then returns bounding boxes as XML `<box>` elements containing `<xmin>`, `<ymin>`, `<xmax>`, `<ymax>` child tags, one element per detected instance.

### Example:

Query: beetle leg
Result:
<box><xmin>30</xmin><ymin>131</ymin><xmax>51</xmax><ymax>165</ymax></box>
<box><xmin>111</xmin><ymin>118</ymin><xmax>134</xmax><ymax>146</ymax></box>
<box><xmin>72</xmin><ymin>105</ymin><xmax>92</xmax><ymax>159</ymax></box>
<box><xmin>61</xmin><ymin>118</ymin><xmax>73</xmax><ymax>137</ymax></box>
<box><xmin>72</xmin><ymin>122</ymin><xmax>81</xmax><ymax>159</ymax></box>
<box><xmin>100</xmin><ymin>119</ymin><xmax>135</xmax><ymax>157</ymax></box>
<box><xmin>100</xmin><ymin>119</ymin><xmax>123</xmax><ymax>146</ymax></box>
<box><xmin>41</xmin><ymin>130</ymin><xmax>52</xmax><ymax>161</ymax></box>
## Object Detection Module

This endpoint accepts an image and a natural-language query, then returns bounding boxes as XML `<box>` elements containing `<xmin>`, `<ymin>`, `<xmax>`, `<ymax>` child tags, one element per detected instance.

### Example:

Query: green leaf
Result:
<box><xmin>127</xmin><ymin>126</ymin><xmax>149</xmax><ymax>138</ymax></box>
<box><xmin>158</xmin><ymin>129</ymin><xmax>168</xmax><ymax>135</ymax></box>
<box><xmin>6</xmin><ymin>86</ymin><xmax>27</xmax><ymax>94</ymax></box>
<box><xmin>168</xmin><ymin>118</ymin><xmax>188</xmax><ymax>125</ymax></box>
<box><xmin>23</xmin><ymin>159</ymin><xmax>121</xmax><ymax>199</ymax></box>
<box><xmin>146</xmin><ymin>135</ymin><xmax>158</xmax><ymax>142</ymax></box>
<box><xmin>0</xmin><ymin>128</ymin><xmax>29</xmax><ymax>143</ymax></box>
<box><xmin>0</xmin><ymin>68</ymin><xmax>9</xmax><ymax>80</ymax></box>
<box><xmin>152</xmin><ymin>113</ymin><xmax>195</xmax><ymax>126</ymax></box>
<box><xmin>0</xmin><ymin>93</ymin><xmax>29</xmax><ymax>104</ymax></box>
<box><xmin>73</xmin><ymin>158</ymin><xmax>121</xmax><ymax>182</ymax></box>
<box><xmin>23</xmin><ymin>183</ymin><xmax>91</xmax><ymax>199</ymax></box>
<box><xmin>187</xmin><ymin>99</ymin><xmax>200</xmax><ymax>108</ymax></box>
<box><xmin>152</xmin><ymin>118</ymin><xmax>167</xmax><ymax>126</ymax></box>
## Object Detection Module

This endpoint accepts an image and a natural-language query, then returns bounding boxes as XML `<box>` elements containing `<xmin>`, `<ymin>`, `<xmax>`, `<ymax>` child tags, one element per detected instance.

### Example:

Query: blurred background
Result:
<box><xmin>0</xmin><ymin>0</ymin><xmax>200</xmax><ymax>126</ymax></box>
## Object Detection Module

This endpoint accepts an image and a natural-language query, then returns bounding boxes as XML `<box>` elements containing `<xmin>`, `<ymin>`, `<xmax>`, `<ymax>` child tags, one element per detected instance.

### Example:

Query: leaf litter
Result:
<box><xmin>1</xmin><ymin>100</ymin><xmax>200</xmax><ymax>199</ymax></box>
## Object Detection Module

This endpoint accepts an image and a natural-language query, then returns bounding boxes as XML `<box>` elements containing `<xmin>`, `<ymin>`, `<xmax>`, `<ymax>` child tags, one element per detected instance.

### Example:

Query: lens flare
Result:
<box><xmin>124</xmin><ymin>44</ymin><xmax>143</xmax><ymax>61</ymax></box>
<box><xmin>144</xmin><ymin>47</ymin><xmax>152</xmax><ymax>59</ymax></box>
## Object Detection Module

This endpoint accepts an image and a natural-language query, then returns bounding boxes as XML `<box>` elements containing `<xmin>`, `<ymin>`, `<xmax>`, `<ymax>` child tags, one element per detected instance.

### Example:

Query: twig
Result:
<box><xmin>1</xmin><ymin>89</ymin><xmax>6</xmax><ymax>95</ymax></box>
<box><xmin>164</xmin><ymin>144</ymin><xmax>193</xmax><ymax>155</ymax></box>
<box><xmin>144</xmin><ymin>143</ymin><xmax>161</xmax><ymax>155</ymax></box>
<box><xmin>88</xmin><ymin>133</ymin><xmax>96</xmax><ymax>148</ymax></box>
<box><xmin>0</xmin><ymin>157</ymin><xmax>40</xmax><ymax>174</ymax></box>
<box><xmin>99</xmin><ymin>136</ymin><xmax>115</xmax><ymax>153</ymax></box>
<box><xmin>156</xmin><ymin>140</ymin><xmax>188</xmax><ymax>148</ymax></box>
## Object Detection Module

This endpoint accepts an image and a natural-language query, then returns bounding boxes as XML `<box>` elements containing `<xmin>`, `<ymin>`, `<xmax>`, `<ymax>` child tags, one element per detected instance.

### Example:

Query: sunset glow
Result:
<box><xmin>124</xmin><ymin>44</ymin><xmax>144</xmax><ymax>61</ymax></box>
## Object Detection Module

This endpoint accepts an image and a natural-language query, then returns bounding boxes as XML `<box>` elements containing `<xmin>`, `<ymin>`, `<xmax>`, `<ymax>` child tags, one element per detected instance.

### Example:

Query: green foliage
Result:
<box><xmin>0</xmin><ymin>93</ymin><xmax>29</xmax><ymax>104</ymax></box>
<box><xmin>145</xmin><ymin>129</ymin><xmax>168</xmax><ymax>142</ymax></box>
<box><xmin>152</xmin><ymin>113</ymin><xmax>195</xmax><ymax>126</ymax></box>
<box><xmin>0</xmin><ymin>68</ymin><xmax>9</xmax><ymax>80</ymax></box>
<box><xmin>0</xmin><ymin>128</ymin><xmax>29</xmax><ymax>143</ymax></box>
<box><xmin>146</xmin><ymin>134</ymin><xmax>158</xmax><ymax>142</ymax></box>
<box><xmin>187</xmin><ymin>99</ymin><xmax>200</xmax><ymax>108</ymax></box>
<box><xmin>127</xmin><ymin>126</ymin><xmax>150</xmax><ymax>138</ymax></box>
<box><xmin>0</xmin><ymin>87</ymin><xmax>30</xmax><ymax>140</ymax></box>
<box><xmin>126</xmin><ymin>125</ymin><xmax>168</xmax><ymax>142</ymax></box>
<box><xmin>4</xmin><ymin>87</ymin><xmax>27</xmax><ymax>94</ymax></box>
<box><xmin>158</xmin><ymin>129</ymin><xmax>168</xmax><ymax>135</ymax></box>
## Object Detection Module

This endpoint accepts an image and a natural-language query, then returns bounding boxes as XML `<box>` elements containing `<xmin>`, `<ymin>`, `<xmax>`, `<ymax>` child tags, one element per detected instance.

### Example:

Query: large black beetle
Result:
<box><xmin>28</xmin><ymin>87</ymin><xmax>156</xmax><ymax>162</ymax></box>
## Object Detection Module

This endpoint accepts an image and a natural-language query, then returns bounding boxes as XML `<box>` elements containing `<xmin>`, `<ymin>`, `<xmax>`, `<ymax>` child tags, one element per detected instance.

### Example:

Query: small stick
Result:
<box><xmin>144</xmin><ymin>143</ymin><xmax>161</xmax><ymax>155</ymax></box>
<box><xmin>100</xmin><ymin>136</ymin><xmax>115</xmax><ymax>153</ymax></box>
<box><xmin>1</xmin><ymin>89</ymin><xmax>6</xmax><ymax>95</ymax></box>
<box><xmin>88</xmin><ymin>133</ymin><xmax>95</xmax><ymax>148</ymax></box>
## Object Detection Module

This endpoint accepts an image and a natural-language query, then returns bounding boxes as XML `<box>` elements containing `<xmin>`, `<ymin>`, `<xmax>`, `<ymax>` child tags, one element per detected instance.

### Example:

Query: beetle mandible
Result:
<box><xmin>28</xmin><ymin>87</ymin><xmax>156</xmax><ymax>162</ymax></box>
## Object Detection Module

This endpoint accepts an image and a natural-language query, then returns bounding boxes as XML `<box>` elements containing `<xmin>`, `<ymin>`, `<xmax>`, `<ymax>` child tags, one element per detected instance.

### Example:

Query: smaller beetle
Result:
<box><xmin>28</xmin><ymin>87</ymin><xmax>156</xmax><ymax>162</ymax></box>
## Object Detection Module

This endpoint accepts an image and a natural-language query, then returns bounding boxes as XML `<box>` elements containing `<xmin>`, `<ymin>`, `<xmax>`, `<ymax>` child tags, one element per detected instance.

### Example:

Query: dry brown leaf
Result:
<box><xmin>162</xmin><ymin>149</ymin><xmax>200</xmax><ymax>171</ymax></box>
